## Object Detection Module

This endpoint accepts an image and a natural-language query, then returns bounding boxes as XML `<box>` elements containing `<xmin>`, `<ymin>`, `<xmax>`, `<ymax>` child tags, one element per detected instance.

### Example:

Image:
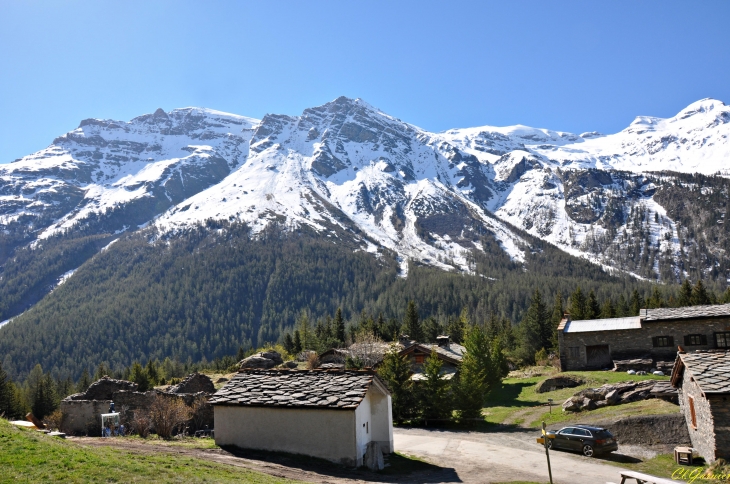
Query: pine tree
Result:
<box><xmin>293</xmin><ymin>330</ymin><xmax>302</xmax><ymax>354</ymax></box>
<box><xmin>549</xmin><ymin>293</ymin><xmax>564</xmax><ymax>351</ymax></box>
<box><xmin>586</xmin><ymin>290</ymin><xmax>600</xmax><ymax>319</ymax></box>
<box><xmin>418</xmin><ymin>351</ymin><xmax>451</xmax><ymax>422</ymax></box>
<box><xmin>600</xmin><ymin>298</ymin><xmax>616</xmax><ymax>319</ymax></box>
<box><xmin>648</xmin><ymin>286</ymin><xmax>665</xmax><ymax>309</ymax></box>
<box><xmin>283</xmin><ymin>334</ymin><xmax>294</xmax><ymax>355</ymax></box>
<box><xmin>630</xmin><ymin>289</ymin><xmax>644</xmax><ymax>316</ymax></box>
<box><xmin>721</xmin><ymin>288</ymin><xmax>730</xmax><ymax>304</ymax></box>
<box><xmin>236</xmin><ymin>346</ymin><xmax>246</xmax><ymax>362</ymax></box>
<box><xmin>32</xmin><ymin>373</ymin><xmax>58</xmax><ymax>419</ymax></box>
<box><xmin>569</xmin><ymin>287</ymin><xmax>587</xmax><ymax>320</ymax></box>
<box><xmin>691</xmin><ymin>280</ymin><xmax>711</xmax><ymax>306</ymax></box>
<box><xmin>94</xmin><ymin>362</ymin><xmax>110</xmax><ymax>381</ymax></box>
<box><xmin>145</xmin><ymin>359</ymin><xmax>159</xmax><ymax>386</ymax></box>
<box><xmin>404</xmin><ymin>301</ymin><xmax>423</xmax><ymax>342</ymax></box>
<box><xmin>423</xmin><ymin>317</ymin><xmax>442</xmax><ymax>343</ymax></box>
<box><xmin>616</xmin><ymin>294</ymin><xmax>630</xmax><ymax>317</ymax></box>
<box><xmin>378</xmin><ymin>345</ymin><xmax>415</xmax><ymax>423</ymax></box>
<box><xmin>0</xmin><ymin>361</ymin><xmax>14</xmax><ymax>418</ymax></box>
<box><xmin>333</xmin><ymin>308</ymin><xmax>346</xmax><ymax>345</ymax></box>
<box><xmin>130</xmin><ymin>361</ymin><xmax>151</xmax><ymax>392</ymax></box>
<box><xmin>679</xmin><ymin>279</ymin><xmax>693</xmax><ymax>307</ymax></box>
<box><xmin>519</xmin><ymin>289</ymin><xmax>549</xmax><ymax>363</ymax></box>
<box><xmin>77</xmin><ymin>368</ymin><xmax>92</xmax><ymax>393</ymax></box>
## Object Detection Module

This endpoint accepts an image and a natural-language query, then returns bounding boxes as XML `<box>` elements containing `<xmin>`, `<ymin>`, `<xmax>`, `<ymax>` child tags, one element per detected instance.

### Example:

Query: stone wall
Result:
<box><xmin>60</xmin><ymin>390</ymin><xmax>214</xmax><ymax>436</ymax></box>
<box><xmin>60</xmin><ymin>399</ymin><xmax>111</xmax><ymax>436</ymax></box>
<box><xmin>709</xmin><ymin>395</ymin><xmax>730</xmax><ymax>461</ymax></box>
<box><xmin>560</xmin><ymin>317</ymin><xmax>730</xmax><ymax>371</ymax></box>
<box><xmin>679</xmin><ymin>368</ymin><xmax>718</xmax><ymax>462</ymax></box>
<box><xmin>167</xmin><ymin>373</ymin><xmax>215</xmax><ymax>394</ymax></box>
<box><xmin>572</xmin><ymin>414</ymin><xmax>690</xmax><ymax>446</ymax></box>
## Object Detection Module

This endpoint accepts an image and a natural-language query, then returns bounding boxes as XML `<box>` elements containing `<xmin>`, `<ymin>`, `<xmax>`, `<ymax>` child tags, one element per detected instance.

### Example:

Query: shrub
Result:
<box><xmin>148</xmin><ymin>395</ymin><xmax>191</xmax><ymax>439</ymax></box>
<box><xmin>42</xmin><ymin>409</ymin><xmax>63</xmax><ymax>431</ymax></box>
<box><xmin>131</xmin><ymin>410</ymin><xmax>151</xmax><ymax>438</ymax></box>
<box><xmin>306</xmin><ymin>352</ymin><xmax>320</xmax><ymax>370</ymax></box>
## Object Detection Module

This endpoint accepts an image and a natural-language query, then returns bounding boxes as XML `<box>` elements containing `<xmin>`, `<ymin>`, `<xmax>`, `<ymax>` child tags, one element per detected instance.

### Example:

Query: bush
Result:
<box><xmin>148</xmin><ymin>395</ymin><xmax>191</xmax><ymax>439</ymax></box>
<box><xmin>535</xmin><ymin>348</ymin><xmax>549</xmax><ymax>367</ymax></box>
<box><xmin>42</xmin><ymin>409</ymin><xmax>63</xmax><ymax>431</ymax></box>
<box><xmin>306</xmin><ymin>352</ymin><xmax>320</xmax><ymax>370</ymax></box>
<box><xmin>130</xmin><ymin>410</ymin><xmax>151</xmax><ymax>438</ymax></box>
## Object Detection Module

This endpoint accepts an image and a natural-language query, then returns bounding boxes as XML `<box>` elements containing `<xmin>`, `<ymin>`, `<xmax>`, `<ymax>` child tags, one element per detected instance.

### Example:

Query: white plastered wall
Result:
<box><xmin>214</xmin><ymin>406</ymin><xmax>358</xmax><ymax>466</ymax></box>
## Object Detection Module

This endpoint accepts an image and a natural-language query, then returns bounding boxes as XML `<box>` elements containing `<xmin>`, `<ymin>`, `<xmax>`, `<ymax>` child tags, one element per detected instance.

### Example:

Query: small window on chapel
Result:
<box><xmin>414</xmin><ymin>355</ymin><xmax>425</xmax><ymax>364</ymax></box>
<box><xmin>688</xmin><ymin>396</ymin><xmax>697</xmax><ymax>429</ymax></box>
<box><xmin>716</xmin><ymin>332</ymin><xmax>730</xmax><ymax>348</ymax></box>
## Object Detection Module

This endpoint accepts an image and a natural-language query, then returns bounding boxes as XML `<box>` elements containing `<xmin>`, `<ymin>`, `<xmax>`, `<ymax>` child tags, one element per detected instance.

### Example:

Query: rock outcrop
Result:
<box><xmin>535</xmin><ymin>375</ymin><xmax>584</xmax><ymax>393</ymax></box>
<box><xmin>239</xmin><ymin>351</ymin><xmax>284</xmax><ymax>369</ymax></box>
<box><xmin>562</xmin><ymin>380</ymin><xmax>659</xmax><ymax>412</ymax></box>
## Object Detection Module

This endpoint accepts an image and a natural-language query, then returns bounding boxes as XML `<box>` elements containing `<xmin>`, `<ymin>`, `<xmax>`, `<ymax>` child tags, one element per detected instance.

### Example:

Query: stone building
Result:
<box><xmin>558</xmin><ymin>304</ymin><xmax>730</xmax><ymax>371</ymax></box>
<box><xmin>210</xmin><ymin>369</ymin><xmax>393</xmax><ymax>467</ymax></box>
<box><xmin>670</xmin><ymin>349</ymin><xmax>730</xmax><ymax>463</ymax></box>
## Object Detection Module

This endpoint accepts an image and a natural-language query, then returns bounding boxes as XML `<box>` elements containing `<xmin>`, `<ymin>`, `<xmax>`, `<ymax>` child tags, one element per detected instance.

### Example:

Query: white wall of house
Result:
<box><xmin>214</xmin><ymin>406</ymin><xmax>358</xmax><ymax>466</ymax></box>
<box><xmin>369</xmin><ymin>387</ymin><xmax>393</xmax><ymax>453</ymax></box>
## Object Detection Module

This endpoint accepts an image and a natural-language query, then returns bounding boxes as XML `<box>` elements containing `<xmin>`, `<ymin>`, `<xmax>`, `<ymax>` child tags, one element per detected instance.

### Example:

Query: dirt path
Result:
<box><xmin>501</xmin><ymin>406</ymin><xmax>549</xmax><ymax>428</ymax></box>
<box><xmin>71</xmin><ymin>437</ymin><xmax>454</xmax><ymax>483</ymax></box>
<box><xmin>71</xmin><ymin>427</ymin><xmax>638</xmax><ymax>484</ymax></box>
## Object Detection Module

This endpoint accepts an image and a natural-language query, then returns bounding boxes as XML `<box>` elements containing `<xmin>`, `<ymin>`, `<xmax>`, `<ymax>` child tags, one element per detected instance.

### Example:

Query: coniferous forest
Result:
<box><xmin>1</xmin><ymin>217</ymin><xmax>723</xmax><ymax>389</ymax></box>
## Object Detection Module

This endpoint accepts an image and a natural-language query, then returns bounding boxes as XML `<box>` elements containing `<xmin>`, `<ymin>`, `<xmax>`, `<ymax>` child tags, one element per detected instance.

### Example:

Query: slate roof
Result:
<box><xmin>561</xmin><ymin>316</ymin><xmax>642</xmax><ymax>333</ymax></box>
<box><xmin>641</xmin><ymin>304</ymin><xmax>730</xmax><ymax>322</ymax></box>
<box><xmin>400</xmin><ymin>342</ymin><xmax>466</xmax><ymax>364</ymax></box>
<box><xmin>671</xmin><ymin>350</ymin><xmax>730</xmax><ymax>394</ymax></box>
<box><xmin>208</xmin><ymin>370</ymin><xmax>387</xmax><ymax>409</ymax></box>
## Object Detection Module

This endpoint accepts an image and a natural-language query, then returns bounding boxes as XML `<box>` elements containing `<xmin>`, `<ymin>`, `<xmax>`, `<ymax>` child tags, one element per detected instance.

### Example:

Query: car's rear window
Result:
<box><xmin>593</xmin><ymin>430</ymin><xmax>613</xmax><ymax>438</ymax></box>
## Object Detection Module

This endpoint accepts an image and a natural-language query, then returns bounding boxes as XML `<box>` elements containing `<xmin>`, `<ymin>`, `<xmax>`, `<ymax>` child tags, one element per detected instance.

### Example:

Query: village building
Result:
<box><xmin>209</xmin><ymin>369</ymin><xmax>393</xmax><ymax>467</ymax></box>
<box><xmin>557</xmin><ymin>304</ymin><xmax>730</xmax><ymax>371</ymax></box>
<box><xmin>670</xmin><ymin>349</ymin><xmax>730</xmax><ymax>463</ymax></box>
<box><xmin>398</xmin><ymin>336</ymin><xmax>465</xmax><ymax>380</ymax></box>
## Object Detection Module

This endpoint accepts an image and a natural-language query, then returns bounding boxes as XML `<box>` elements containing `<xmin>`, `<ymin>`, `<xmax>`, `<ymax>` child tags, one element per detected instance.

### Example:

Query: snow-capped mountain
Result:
<box><xmin>2</xmin><ymin>96</ymin><xmax>730</xmax><ymax>285</ymax></box>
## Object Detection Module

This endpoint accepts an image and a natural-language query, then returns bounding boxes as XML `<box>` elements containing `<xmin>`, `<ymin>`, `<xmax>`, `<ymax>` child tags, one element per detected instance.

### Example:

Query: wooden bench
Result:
<box><xmin>616</xmin><ymin>470</ymin><xmax>683</xmax><ymax>484</ymax></box>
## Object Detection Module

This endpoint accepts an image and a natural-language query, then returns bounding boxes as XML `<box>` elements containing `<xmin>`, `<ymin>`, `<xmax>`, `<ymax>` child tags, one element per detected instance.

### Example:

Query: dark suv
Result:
<box><xmin>543</xmin><ymin>425</ymin><xmax>618</xmax><ymax>457</ymax></box>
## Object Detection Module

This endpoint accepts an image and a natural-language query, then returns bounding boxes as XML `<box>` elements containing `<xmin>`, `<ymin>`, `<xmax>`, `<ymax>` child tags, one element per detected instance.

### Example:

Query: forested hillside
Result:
<box><xmin>0</xmin><ymin>219</ymin><xmax>662</xmax><ymax>382</ymax></box>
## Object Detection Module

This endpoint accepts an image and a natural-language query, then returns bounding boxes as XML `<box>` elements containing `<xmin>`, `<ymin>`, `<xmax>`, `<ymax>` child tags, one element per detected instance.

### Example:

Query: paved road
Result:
<box><xmin>394</xmin><ymin>427</ymin><xmax>630</xmax><ymax>484</ymax></box>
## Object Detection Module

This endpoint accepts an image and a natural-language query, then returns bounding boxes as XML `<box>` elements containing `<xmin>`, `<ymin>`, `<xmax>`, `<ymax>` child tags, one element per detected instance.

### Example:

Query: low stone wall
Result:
<box><xmin>563</xmin><ymin>414</ymin><xmax>691</xmax><ymax>446</ymax></box>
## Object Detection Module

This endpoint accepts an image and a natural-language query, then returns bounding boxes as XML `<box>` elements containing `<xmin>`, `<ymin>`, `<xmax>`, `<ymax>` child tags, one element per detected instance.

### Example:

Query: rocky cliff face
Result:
<box><xmin>1</xmin><ymin>97</ymin><xmax>730</xmax><ymax>318</ymax></box>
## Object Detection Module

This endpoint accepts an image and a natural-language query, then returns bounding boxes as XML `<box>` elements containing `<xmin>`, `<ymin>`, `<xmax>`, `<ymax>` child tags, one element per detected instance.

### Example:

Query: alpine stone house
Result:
<box><xmin>670</xmin><ymin>349</ymin><xmax>730</xmax><ymax>463</ymax></box>
<box><xmin>558</xmin><ymin>304</ymin><xmax>730</xmax><ymax>371</ymax></box>
<box><xmin>209</xmin><ymin>369</ymin><xmax>393</xmax><ymax>467</ymax></box>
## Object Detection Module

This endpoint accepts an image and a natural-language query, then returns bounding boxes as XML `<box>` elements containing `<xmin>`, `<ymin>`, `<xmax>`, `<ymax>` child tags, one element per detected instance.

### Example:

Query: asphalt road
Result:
<box><xmin>394</xmin><ymin>427</ymin><xmax>632</xmax><ymax>484</ymax></box>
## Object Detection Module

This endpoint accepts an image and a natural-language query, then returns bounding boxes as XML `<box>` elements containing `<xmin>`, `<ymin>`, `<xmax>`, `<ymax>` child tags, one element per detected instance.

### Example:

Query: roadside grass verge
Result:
<box><xmin>0</xmin><ymin>419</ymin><xmax>299</xmax><ymax>483</ymax></box>
<box><xmin>600</xmin><ymin>452</ymin><xmax>710</xmax><ymax>481</ymax></box>
<box><xmin>483</xmin><ymin>369</ymin><xmax>675</xmax><ymax>427</ymax></box>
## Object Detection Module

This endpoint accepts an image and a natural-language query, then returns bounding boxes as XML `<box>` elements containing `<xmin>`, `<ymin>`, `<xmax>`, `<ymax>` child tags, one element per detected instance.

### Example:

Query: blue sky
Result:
<box><xmin>1</xmin><ymin>0</ymin><xmax>729</xmax><ymax>162</ymax></box>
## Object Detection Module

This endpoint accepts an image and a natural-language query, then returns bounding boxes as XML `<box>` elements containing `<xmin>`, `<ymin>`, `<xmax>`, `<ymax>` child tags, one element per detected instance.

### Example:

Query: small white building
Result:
<box><xmin>210</xmin><ymin>369</ymin><xmax>394</xmax><ymax>467</ymax></box>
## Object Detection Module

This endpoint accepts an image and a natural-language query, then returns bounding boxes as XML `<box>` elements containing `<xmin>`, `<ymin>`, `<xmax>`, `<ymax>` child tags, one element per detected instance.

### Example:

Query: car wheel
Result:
<box><xmin>582</xmin><ymin>444</ymin><xmax>594</xmax><ymax>457</ymax></box>
<box><xmin>546</xmin><ymin>439</ymin><xmax>553</xmax><ymax>450</ymax></box>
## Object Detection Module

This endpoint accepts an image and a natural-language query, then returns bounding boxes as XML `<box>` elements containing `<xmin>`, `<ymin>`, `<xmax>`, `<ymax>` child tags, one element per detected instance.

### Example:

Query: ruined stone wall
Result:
<box><xmin>60</xmin><ymin>399</ymin><xmax>111</xmax><ymax>436</ymax></box>
<box><xmin>560</xmin><ymin>318</ymin><xmax>730</xmax><ymax>371</ymax></box>
<box><xmin>60</xmin><ymin>390</ymin><xmax>214</xmax><ymax>436</ymax></box>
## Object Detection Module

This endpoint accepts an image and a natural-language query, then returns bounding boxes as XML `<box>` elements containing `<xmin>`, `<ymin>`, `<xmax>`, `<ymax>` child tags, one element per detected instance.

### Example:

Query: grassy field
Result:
<box><xmin>0</xmin><ymin>419</ymin><xmax>300</xmax><ymax>484</ymax></box>
<box><xmin>482</xmin><ymin>368</ymin><xmax>678</xmax><ymax>428</ymax></box>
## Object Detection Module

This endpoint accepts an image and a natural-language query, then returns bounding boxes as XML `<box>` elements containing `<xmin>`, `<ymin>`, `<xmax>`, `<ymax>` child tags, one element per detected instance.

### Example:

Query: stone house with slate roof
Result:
<box><xmin>558</xmin><ymin>304</ymin><xmax>730</xmax><ymax>371</ymax></box>
<box><xmin>670</xmin><ymin>350</ymin><xmax>730</xmax><ymax>463</ymax></box>
<box><xmin>209</xmin><ymin>369</ymin><xmax>393</xmax><ymax>466</ymax></box>
<box><xmin>399</xmin><ymin>336</ymin><xmax>466</xmax><ymax>380</ymax></box>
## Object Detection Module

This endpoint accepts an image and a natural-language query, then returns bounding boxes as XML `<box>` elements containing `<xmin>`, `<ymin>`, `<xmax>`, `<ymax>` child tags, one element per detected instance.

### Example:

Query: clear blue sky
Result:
<box><xmin>1</xmin><ymin>0</ymin><xmax>729</xmax><ymax>162</ymax></box>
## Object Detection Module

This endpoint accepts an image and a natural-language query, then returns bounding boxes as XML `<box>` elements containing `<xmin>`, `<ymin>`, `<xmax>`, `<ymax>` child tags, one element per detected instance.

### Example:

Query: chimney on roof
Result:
<box><xmin>399</xmin><ymin>334</ymin><xmax>411</xmax><ymax>345</ymax></box>
<box><xmin>640</xmin><ymin>309</ymin><xmax>648</xmax><ymax>317</ymax></box>
<box><xmin>436</xmin><ymin>335</ymin><xmax>450</xmax><ymax>349</ymax></box>
<box><xmin>563</xmin><ymin>312</ymin><xmax>571</xmax><ymax>322</ymax></box>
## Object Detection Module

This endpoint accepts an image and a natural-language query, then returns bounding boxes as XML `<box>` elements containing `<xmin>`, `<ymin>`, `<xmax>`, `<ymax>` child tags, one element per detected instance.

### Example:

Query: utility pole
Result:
<box><xmin>542</xmin><ymin>421</ymin><xmax>554</xmax><ymax>484</ymax></box>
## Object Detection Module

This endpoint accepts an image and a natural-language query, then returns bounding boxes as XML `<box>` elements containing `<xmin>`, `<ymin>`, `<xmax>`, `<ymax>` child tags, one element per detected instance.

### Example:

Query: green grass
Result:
<box><xmin>483</xmin><ymin>369</ymin><xmax>676</xmax><ymax>427</ymax></box>
<box><xmin>601</xmin><ymin>452</ymin><xmax>713</xmax><ymax>481</ymax></box>
<box><xmin>0</xmin><ymin>419</ymin><xmax>300</xmax><ymax>483</ymax></box>
<box><xmin>379</xmin><ymin>452</ymin><xmax>444</xmax><ymax>475</ymax></box>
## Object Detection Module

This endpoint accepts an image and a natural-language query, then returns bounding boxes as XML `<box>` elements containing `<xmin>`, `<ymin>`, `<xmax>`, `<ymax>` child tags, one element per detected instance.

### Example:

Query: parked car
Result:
<box><xmin>536</xmin><ymin>425</ymin><xmax>618</xmax><ymax>457</ymax></box>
